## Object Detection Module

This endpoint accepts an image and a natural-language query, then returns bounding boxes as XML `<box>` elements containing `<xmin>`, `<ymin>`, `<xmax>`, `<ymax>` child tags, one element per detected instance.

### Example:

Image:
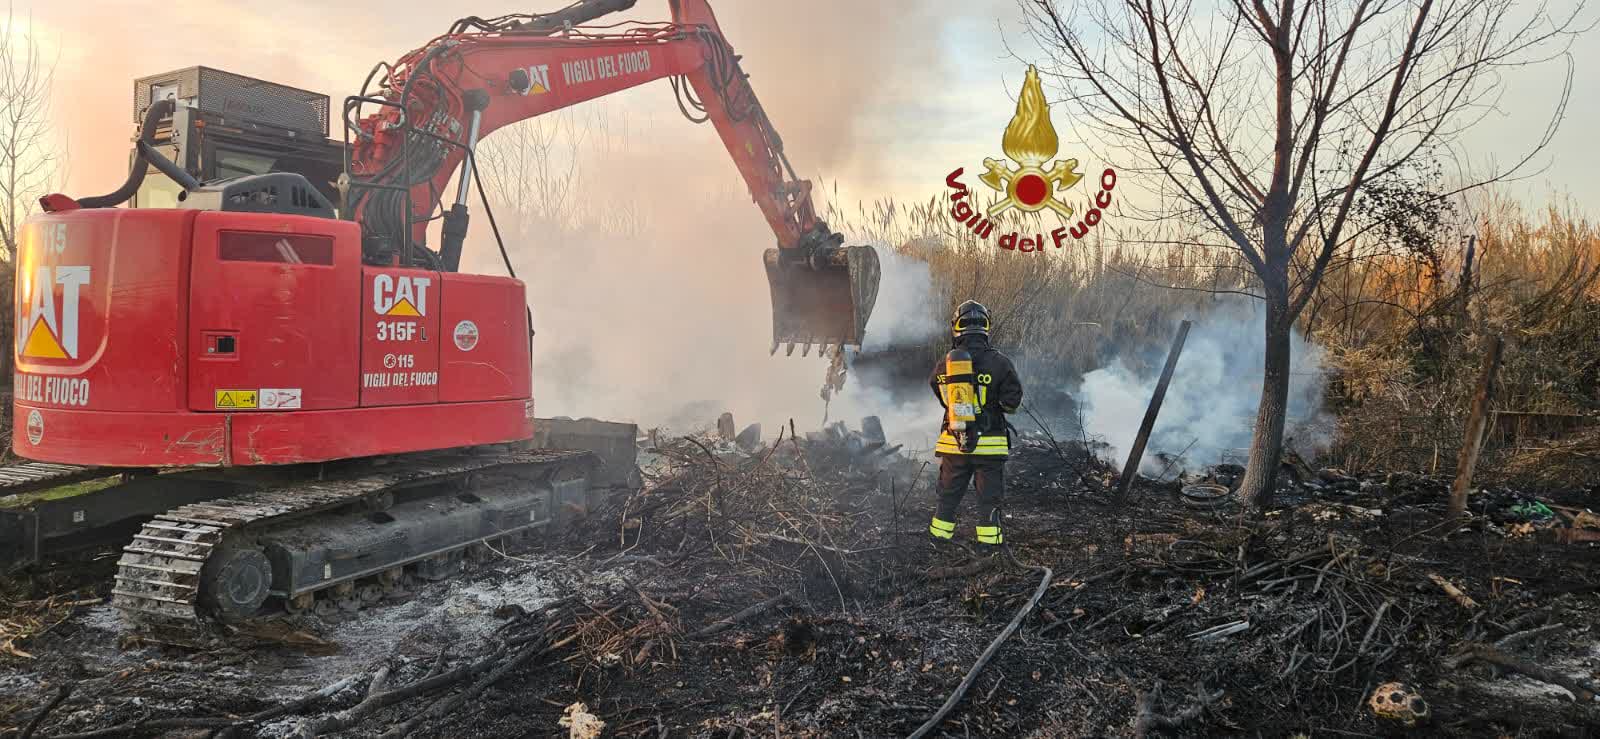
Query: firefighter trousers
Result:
<box><xmin>928</xmin><ymin>455</ymin><xmax>1005</xmax><ymax>545</ymax></box>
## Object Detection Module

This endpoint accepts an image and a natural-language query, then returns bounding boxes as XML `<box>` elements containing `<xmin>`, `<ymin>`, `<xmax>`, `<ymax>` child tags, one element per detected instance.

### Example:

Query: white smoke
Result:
<box><xmin>832</xmin><ymin>383</ymin><xmax>943</xmax><ymax>456</ymax></box>
<box><xmin>458</xmin><ymin>140</ymin><xmax>951</xmax><ymax>454</ymax></box>
<box><xmin>858</xmin><ymin>248</ymin><xmax>942</xmax><ymax>350</ymax></box>
<box><xmin>824</xmin><ymin>247</ymin><xmax>947</xmax><ymax>455</ymax></box>
<box><xmin>454</xmin><ymin>105</ymin><xmax>1336</xmax><ymax>468</ymax></box>
<box><xmin>1076</xmin><ymin>300</ymin><xmax>1331</xmax><ymax>475</ymax></box>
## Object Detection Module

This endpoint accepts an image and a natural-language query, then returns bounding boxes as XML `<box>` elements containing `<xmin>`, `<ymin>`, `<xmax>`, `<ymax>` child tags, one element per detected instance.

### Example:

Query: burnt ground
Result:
<box><xmin>2</xmin><ymin>433</ymin><xmax>1599</xmax><ymax>738</ymax></box>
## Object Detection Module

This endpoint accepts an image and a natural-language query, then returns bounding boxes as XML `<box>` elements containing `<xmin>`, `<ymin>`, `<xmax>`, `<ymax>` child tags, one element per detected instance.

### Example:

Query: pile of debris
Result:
<box><xmin>1165</xmin><ymin>458</ymin><xmax>1600</xmax><ymax>544</ymax></box>
<box><xmin>3</xmin><ymin>421</ymin><xmax>1599</xmax><ymax>738</ymax></box>
<box><xmin>1007</xmin><ymin>433</ymin><xmax>1117</xmax><ymax>497</ymax></box>
<box><xmin>640</xmin><ymin>412</ymin><xmax>918</xmax><ymax>483</ymax></box>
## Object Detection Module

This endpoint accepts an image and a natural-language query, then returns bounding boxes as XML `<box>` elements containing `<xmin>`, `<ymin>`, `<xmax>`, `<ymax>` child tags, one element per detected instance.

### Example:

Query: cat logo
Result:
<box><xmin>523</xmin><ymin>64</ymin><xmax>552</xmax><ymax>95</ymax></box>
<box><xmin>18</xmin><ymin>264</ymin><xmax>91</xmax><ymax>361</ymax></box>
<box><xmin>373</xmin><ymin>274</ymin><xmax>431</xmax><ymax>317</ymax></box>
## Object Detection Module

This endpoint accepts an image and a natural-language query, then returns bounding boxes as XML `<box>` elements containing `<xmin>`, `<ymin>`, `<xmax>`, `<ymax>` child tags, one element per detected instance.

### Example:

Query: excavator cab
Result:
<box><xmin>129</xmin><ymin>68</ymin><xmax>343</xmax><ymax>211</ymax></box>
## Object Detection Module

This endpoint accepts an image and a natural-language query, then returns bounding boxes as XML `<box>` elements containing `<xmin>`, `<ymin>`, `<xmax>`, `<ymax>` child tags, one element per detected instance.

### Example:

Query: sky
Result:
<box><xmin>22</xmin><ymin>0</ymin><xmax>1599</xmax><ymax>215</ymax></box>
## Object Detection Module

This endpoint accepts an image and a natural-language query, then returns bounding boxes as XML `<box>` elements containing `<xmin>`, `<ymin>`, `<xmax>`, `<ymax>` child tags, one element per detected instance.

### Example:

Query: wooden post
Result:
<box><xmin>1115</xmin><ymin>320</ymin><xmax>1191</xmax><ymax>503</ymax></box>
<box><xmin>1455</xmin><ymin>234</ymin><xmax>1477</xmax><ymax>332</ymax></box>
<box><xmin>1447</xmin><ymin>335</ymin><xmax>1504</xmax><ymax>519</ymax></box>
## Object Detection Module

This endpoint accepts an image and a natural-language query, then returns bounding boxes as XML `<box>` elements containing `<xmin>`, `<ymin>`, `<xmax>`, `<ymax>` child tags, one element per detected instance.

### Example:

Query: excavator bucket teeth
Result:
<box><xmin>764</xmin><ymin>245</ymin><xmax>881</xmax><ymax>355</ymax></box>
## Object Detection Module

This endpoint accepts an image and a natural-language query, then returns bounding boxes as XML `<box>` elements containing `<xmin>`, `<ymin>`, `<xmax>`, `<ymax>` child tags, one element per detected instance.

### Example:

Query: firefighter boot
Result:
<box><xmin>928</xmin><ymin>516</ymin><xmax>964</xmax><ymax>559</ymax></box>
<box><xmin>974</xmin><ymin>518</ymin><xmax>1003</xmax><ymax>558</ymax></box>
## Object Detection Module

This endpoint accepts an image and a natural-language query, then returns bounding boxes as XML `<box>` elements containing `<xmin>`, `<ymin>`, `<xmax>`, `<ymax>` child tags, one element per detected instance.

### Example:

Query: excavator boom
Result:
<box><xmin>344</xmin><ymin>0</ymin><xmax>879</xmax><ymax>353</ymax></box>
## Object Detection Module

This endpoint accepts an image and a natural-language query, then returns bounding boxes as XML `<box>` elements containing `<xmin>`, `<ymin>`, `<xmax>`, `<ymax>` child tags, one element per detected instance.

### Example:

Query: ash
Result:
<box><xmin>4</xmin><ymin>419</ymin><xmax>1599</xmax><ymax>738</ymax></box>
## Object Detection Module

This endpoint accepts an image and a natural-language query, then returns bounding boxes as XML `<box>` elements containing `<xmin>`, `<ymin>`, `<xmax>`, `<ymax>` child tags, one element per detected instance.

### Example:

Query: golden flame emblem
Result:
<box><xmin>980</xmin><ymin>65</ymin><xmax>1082</xmax><ymax>218</ymax></box>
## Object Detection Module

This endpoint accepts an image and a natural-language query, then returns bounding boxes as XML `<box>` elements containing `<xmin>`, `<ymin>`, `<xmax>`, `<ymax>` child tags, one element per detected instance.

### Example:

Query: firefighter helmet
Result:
<box><xmin>951</xmin><ymin>300</ymin><xmax>991</xmax><ymax>338</ymax></box>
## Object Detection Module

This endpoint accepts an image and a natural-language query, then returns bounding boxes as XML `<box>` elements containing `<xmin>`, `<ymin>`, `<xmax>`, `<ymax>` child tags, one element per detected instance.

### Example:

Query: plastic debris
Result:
<box><xmin>1507</xmin><ymin>500</ymin><xmax>1556</xmax><ymax>522</ymax></box>
<box><xmin>560</xmin><ymin>702</ymin><xmax>606</xmax><ymax>739</ymax></box>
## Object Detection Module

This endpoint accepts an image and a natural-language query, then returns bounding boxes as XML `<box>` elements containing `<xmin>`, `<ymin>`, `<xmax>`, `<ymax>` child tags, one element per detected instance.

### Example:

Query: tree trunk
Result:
<box><xmin>1240</xmin><ymin>277</ymin><xmax>1293</xmax><ymax>509</ymax></box>
<box><xmin>0</xmin><ymin>263</ymin><xmax>11</xmax><ymax>387</ymax></box>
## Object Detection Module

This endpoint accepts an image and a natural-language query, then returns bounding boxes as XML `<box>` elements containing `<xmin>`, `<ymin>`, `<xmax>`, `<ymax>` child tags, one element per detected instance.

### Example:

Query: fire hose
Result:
<box><xmin>906</xmin><ymin>546</ymin><xmax>1053</xmax><ymax>739</ymax></box>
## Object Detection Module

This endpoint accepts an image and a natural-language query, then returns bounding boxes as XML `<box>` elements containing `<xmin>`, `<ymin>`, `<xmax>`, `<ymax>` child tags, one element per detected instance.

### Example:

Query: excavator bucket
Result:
<box><xmin>764</xmin><ymin>245</ymin><xmax>881</xmax><ymax>356</ymax></box>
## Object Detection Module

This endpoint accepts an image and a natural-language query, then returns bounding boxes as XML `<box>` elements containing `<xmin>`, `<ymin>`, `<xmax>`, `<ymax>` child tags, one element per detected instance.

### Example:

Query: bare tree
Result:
<box><xmin>474</xmin><ymin>102</ymin><xmax>644</xmax><ymax>240</ymax></box>
<box><xmin>476</xmin><ymin>112</ymin><xmax>587</xmax><ymax>237</ymax></box>
<box><xmin>1022</xmin><ymin>0</ymin><xmax>1590</xmax><ymax>506</ymax></box>
<box><xmin>0</xmin><ymin>5</ymin><xmax>62</xmax><ymax>260</ymax></box>
<box><xmin>0</xmin><ymin>6</ymin><xmax>63</xmax><ymax>384</ymax></box>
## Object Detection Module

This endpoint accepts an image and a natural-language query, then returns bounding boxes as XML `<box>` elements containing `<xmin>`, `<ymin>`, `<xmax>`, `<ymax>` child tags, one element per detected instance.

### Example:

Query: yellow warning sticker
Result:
<box><xmin>215</xmin><ymin>389</ymin><xmax>259</xmax><ymax>409</ymax></box>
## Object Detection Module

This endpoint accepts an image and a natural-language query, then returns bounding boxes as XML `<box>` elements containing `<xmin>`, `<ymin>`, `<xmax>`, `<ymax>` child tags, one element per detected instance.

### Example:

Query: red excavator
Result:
<box><xmin>2</xmin><ymin>0</ymin><xmax>880</xmax><ymax>641</ymax></box>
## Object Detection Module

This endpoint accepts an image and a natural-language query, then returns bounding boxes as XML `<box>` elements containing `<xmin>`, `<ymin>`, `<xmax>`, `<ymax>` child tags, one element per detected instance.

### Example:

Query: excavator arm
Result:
<box><xmin>343</xmin><ymin>0</ymin><xmax>879</xmax><ymax>355</ymax></box>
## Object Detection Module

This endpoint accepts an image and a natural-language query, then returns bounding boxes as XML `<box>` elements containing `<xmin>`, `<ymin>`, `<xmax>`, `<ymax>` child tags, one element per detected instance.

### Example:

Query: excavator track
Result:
<box><xmin>113</xmin><ymin>448</ymin><xmax>592</xmax><ymax>645</ymax></box>
<box><xmin>0</xmin><ymin>461</ymin><xmax>108</xmax><ymax>494</ymax></box>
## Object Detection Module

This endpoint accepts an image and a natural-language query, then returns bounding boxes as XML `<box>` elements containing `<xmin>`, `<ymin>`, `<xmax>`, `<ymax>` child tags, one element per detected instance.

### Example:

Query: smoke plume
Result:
<box><xmin>43</xmin><ymin>0</ymin><xmax>987</xmax><ymax>203</ymax></box>
<box><xmin>1075</xmin><ymin>300</ymin><xmax>1332</xmax><ymax>475</ymax></box>
<box><xmin>453</xmin><ymin>96</ymin><xmax>959</xmax><ymax>454</ymax></box>
<box><xmin>858</xmin><ymin>249</ymin><xmax>943</xmax><ymax>350</ymax></box>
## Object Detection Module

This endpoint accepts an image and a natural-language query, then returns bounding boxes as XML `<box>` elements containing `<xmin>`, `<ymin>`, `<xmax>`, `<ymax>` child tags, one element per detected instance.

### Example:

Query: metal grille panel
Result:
<box><xmin>134</xmin><ymin>66</ymin><xmax>330</xmax><ymax>136</ymax></box>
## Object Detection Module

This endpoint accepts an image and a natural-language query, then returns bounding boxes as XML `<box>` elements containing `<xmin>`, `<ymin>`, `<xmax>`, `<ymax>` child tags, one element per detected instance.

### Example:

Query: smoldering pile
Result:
<box><xmin>5</xmin><ymin>421</ymin><xmax>1600</xmax><ymax>738</ymax></box>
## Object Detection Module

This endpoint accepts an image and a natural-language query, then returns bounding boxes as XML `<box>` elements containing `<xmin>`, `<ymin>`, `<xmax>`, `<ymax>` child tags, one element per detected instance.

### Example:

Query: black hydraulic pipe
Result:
<box><xmin>440</xmin><ymin>205</ymin><xmax>470</xmax><ymax>273</ymax></box>
<box><xmin>440</xmin><ymin>89</ymin><xmax>491</xmax><ymax>273</ymax></box>
<box><xmin>506</xmin><ymin>0</ymin><xmax>638</xmax><ymax>33</ymax></box>
<box><xmin>139</xmin><ymin>137</ymin><xmax>201</xmax><ymax>193</ymax></box>
<box><xmin>75</xmin><ymin>99</ymin><xmax>177</xmax><ymax>208</ymax></box>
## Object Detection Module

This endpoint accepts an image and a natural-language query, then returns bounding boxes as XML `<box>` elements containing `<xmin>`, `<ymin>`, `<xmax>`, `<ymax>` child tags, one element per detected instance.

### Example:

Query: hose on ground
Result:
<box><xmin>906</xmin><ymin>545</ymin><xmax>1053</xmax><ymax>739</ymax></box>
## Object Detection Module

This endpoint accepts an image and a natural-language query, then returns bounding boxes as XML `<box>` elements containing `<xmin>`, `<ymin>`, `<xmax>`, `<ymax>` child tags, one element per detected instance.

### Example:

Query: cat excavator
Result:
<box><xmin>1</xmin><ymin>0</ymin><xmax>880</xmax><ymax>643</ymax></box>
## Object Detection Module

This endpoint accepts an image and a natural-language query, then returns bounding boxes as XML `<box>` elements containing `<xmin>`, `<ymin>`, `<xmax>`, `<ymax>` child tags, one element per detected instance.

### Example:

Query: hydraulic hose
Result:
<box><xmin>76</xmin><ymin>100</ymin><xmax>167</xmax><ymax>208</ymax></box>
<box><xmin>77</xmin><ymin>98</ymin><xmax>198</xmax><ymax>208</ymax></box>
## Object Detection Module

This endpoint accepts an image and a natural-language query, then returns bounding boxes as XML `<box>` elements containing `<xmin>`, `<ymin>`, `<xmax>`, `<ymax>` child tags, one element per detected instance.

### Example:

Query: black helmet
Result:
<box><xmin>951</xmin><ymin>300</ymin><xmax>991</xmax><ymax>338</ymax></box>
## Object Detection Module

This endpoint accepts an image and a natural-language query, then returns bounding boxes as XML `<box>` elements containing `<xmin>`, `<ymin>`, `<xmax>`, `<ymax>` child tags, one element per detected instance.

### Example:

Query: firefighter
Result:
<box><xmin>927</xmin><ymin>300</ymin><xmax>1024</xmax><ymax>554</ymax></box>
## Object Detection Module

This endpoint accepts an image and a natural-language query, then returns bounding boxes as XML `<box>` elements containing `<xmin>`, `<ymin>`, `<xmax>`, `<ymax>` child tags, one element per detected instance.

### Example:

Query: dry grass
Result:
<box><xmin>823</xmin><ymin>194</ymin><xmax>1242</xmax><ymax>380</ymax></box>
<box><xmin>826</xmin><ymin>189</ymin><xmax>1600</xmax><ymax>484</ymax></box>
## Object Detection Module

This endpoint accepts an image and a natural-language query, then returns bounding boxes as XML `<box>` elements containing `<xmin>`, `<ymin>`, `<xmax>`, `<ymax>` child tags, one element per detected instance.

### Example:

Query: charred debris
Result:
<box><xmin>2</xmin><ymin>415</ymin><xmax>1599</xmax><ymax>738</ymax></box>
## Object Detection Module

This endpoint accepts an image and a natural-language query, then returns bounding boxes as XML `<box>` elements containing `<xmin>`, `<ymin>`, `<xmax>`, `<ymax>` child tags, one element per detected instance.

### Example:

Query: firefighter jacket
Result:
<box><xmin>929</xmin><ymin>335</ymin><xmax>1024</xmax><ymax>457</ymax></box>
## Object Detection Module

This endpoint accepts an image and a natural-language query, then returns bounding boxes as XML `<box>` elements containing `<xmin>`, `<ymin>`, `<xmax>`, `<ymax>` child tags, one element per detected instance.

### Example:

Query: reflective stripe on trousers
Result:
<box><xmin>935</xmin><ymin>431</ymin><xmax>1009</xmax><ymax>456</ymax></box>
<box><xmin>975</xmin><ymin>524</ymin><xmax>1003</xmax><ymax>545</ymax></box>
<box><xmin>929</xmin><ymin>517</ymin><xmax>956</xmax><ymax>540</ymax></box>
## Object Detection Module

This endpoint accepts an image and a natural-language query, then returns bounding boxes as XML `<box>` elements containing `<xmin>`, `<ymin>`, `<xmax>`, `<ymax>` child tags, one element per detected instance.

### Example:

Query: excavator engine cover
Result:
<box><xmin>764</xmin><ymin>245</ymin><xmax>880</xmax><ymax>355</ymax></box>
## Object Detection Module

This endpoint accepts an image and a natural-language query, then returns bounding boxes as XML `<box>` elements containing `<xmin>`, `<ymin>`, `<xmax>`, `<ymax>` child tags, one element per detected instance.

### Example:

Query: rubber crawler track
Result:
<box><xmin>112</xmin><ymin>449</ymin><xmax>589</xmax><ymax>645</ymax></box>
